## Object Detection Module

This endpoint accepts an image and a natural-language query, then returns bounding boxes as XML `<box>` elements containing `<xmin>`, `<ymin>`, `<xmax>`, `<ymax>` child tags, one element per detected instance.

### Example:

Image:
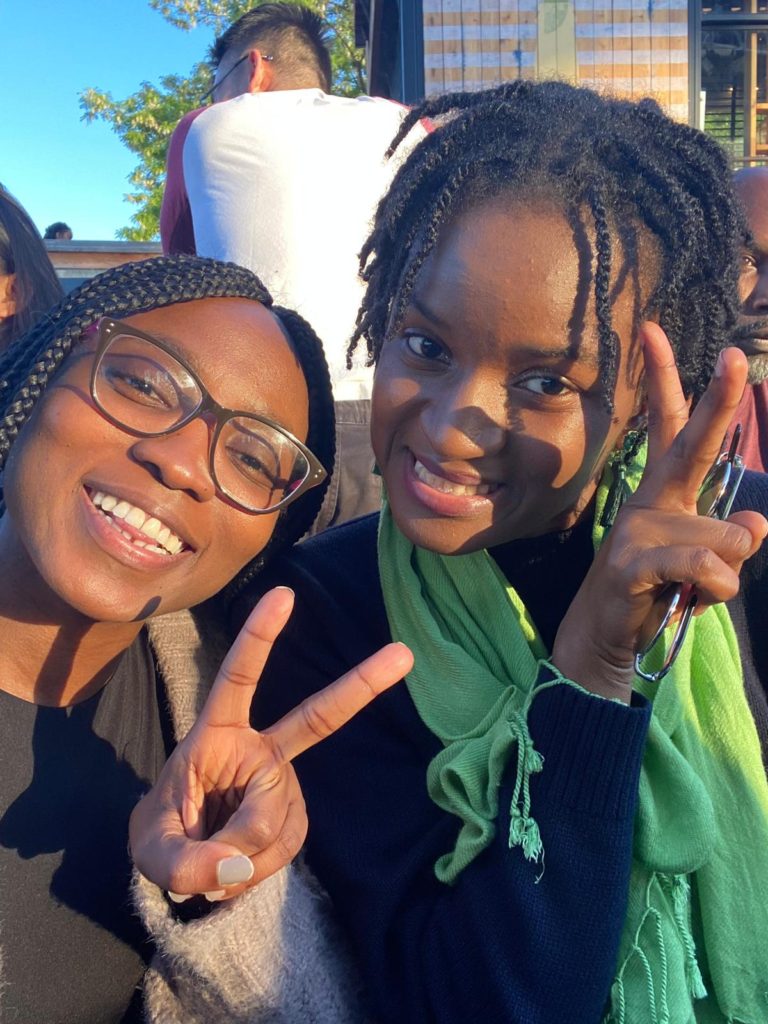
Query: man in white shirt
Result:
<box><xmin>161</xmin><ymin>4</ymin><xmax>423</xmax><ymax>530</ymax></box>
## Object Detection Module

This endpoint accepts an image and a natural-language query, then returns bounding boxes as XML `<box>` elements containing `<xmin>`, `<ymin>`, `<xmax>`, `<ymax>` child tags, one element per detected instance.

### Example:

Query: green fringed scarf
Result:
<box><xmin>377</xmin><ymin>446</ymin><xmax>768</xmax><ymax>1023</ymax></box>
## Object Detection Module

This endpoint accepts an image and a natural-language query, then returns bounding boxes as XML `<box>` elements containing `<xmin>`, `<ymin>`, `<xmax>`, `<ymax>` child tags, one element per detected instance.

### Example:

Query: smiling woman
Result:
<box><xmin>238</xmin><ymin>82</ymin><xmax>768</xmax><ymax>1024</ymax></box>
<box><xmin>0</xmin><ymin>254</ymin><xmax>411</xmax><ymax>1023</ymax></box>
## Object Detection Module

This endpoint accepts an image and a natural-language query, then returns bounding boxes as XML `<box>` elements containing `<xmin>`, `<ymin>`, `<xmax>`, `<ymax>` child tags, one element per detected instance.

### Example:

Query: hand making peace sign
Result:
<box><xmin>130</xmin><ymin>586</ymin><xmax>414</xmax><ymax>900</ymax></box>
<box><xmin>552</xmin><ymin>323</ymin><xmax>768</xmax><ymax>701</ymax></box>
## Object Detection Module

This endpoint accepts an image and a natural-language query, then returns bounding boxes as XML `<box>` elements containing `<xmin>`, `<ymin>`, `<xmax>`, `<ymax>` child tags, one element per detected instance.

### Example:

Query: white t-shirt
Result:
<box><xmin>183</xmin><ymin>90</ymin><xmax>424</xmax><ymax>401</ymax></box>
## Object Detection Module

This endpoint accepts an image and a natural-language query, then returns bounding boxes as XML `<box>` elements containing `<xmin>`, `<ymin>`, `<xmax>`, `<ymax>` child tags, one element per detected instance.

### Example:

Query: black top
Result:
<box><xmin>0</xmin><ymin>630</ymin><xmax>168</xmax><ymax>1024</ymax></box>
<box><xmin>246</xmin><ymin>471</ymin><xmax>768</xmax><ymax>1024</ymax></box>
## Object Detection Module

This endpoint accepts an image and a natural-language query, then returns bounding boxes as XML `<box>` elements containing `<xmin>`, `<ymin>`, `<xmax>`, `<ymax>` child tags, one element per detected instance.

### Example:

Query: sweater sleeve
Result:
<box><xmin>249</xmin><ymin>518</ymin><xmax>651</xmax><ymax>1024</ymax></box>
<box><xmin>160</xmin><ymin>109</ymin><xmax>204</xmax><ymax>255</ymax></box>
<box><xmin>134</xmin><ymin>866</ymin><xmax>368</xmax><ymax>1024</ymax></box>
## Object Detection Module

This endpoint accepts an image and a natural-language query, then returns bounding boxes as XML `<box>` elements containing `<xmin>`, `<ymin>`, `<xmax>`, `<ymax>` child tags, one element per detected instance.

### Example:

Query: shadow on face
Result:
<box><xmin>371</xmin><ymin>196</ymin><xmax>654</xmax><ymax>555</ymax></box>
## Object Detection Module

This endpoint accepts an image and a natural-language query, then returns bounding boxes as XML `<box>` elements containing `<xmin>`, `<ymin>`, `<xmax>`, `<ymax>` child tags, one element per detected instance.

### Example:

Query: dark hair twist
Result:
<box><xmin>353</xmin><ymin>81</ymin><xmax>745</xmax><ymax>410</ymax></box>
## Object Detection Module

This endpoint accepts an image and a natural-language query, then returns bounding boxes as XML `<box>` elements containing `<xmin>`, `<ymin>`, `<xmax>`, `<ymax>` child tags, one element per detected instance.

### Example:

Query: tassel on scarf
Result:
<box><xmin>506</xmin><ymin>709</ymin><xmax>544</xmax><ymax>862</ymax></box>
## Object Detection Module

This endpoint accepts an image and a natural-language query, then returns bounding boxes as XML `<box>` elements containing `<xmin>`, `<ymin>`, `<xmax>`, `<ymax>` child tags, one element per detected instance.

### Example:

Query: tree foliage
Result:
<box><xmin>80</xmin><ymin>0</ymin><xmax>366</xmax><ymax>240</ymax></box>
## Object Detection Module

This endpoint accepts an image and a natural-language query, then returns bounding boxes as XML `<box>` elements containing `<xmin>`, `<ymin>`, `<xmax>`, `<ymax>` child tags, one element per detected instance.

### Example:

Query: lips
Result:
<box><xmin>86</xmin><ymin>488</ymin><xmax>191</xmax><ymax>556</ymax></box>
<box><xmin>413</xmin><ymin>457</ymin><xmax>496</xmax><ymax>496</ymax></box>
<box><xmin>402</xmin><ymin>452</ymin><xmax>502</xmax><ymax>518</ymax></box>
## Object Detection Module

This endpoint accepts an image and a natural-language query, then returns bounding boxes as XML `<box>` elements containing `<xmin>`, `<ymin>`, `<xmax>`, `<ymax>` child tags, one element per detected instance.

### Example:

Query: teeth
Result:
<box><xmin>413</xmin><ymin>459</ymin><xmax>493</xmax><ymax>496</ymax></box>
<box><xmin>89</xmin><ymin>489</ymin><xmax>186</xmax><ymax>555</ymax></box>
<box><xmin>124</xmin><ymin>506</ymin><xmax>147</xmax><ymax>529</ymax></box>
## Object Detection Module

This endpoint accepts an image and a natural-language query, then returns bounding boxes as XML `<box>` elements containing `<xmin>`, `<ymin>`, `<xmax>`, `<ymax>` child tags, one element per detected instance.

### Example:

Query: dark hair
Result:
<box><xmin>43</xmin><ymin>222</ymin><xmax>72</xmax><ymax>240</ymax></box>
<box><xmin>0</xmin><ymin>254</ymin><xmax>334</xmax><ymax>585</ymax></box>
<box><xmin>209</xmin><ymin>2</ymin><xmax>332</xmax><ymax>93</ymax></box>
<box><xmin>0</xmin><ymin>189</ymin><xmax>63</xmax><ymax>351</ymax></box>
<box><xmin>353</xmin><ymin>81</ymin><xmax>745</xmax><ymax>410</ymax></box>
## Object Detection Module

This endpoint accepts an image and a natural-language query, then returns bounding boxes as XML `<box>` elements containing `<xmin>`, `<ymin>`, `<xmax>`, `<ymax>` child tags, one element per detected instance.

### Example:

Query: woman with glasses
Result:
<box><xmin>0</xmin><ymin>254</ymin><xmax>409</xmax><ymax>1023</ymax></box>
<box><xmin>217</xmin><ymin>83</ymin><xmax>768</xmax><ymax>1023</ymax></box>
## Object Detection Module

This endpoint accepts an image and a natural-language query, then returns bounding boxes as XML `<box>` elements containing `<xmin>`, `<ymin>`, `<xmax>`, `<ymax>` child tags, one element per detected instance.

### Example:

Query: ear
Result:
<box><xmin>246</xmin><ymin>49</ymin><xmax>274</xmax><ymax>94</ymax></box>
<box><xmin>0</xmin><ymin>274</ymin><xmax>17</xmax><ymax>319</ymax></box>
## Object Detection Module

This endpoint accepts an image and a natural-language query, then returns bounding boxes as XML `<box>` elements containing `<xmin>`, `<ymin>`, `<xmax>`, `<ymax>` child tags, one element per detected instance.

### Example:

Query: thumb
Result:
<box><xmin>135</xmin><ymin>831</ymin><xmax>255</xmax><ymax>900</ymax></box>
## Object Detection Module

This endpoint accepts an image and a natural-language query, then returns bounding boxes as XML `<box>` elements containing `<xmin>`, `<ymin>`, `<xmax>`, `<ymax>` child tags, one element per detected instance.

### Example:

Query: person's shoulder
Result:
<box><xmin>285</xmin><ymin>512</ymin><xmax>380</xmax><ymax>580</ymax></box>
<box><xmin>230</xmin><ymin>513</ymin><xmax>381</xmax><ymax>632</ymax></box>
<box><xmin>734</xmin><ymin>469</ymin><xmax>768</xmax><ymax>517</ymax></box>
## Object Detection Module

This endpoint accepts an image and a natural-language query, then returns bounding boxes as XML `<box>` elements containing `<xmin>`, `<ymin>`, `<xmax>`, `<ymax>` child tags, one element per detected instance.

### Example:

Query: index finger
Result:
<box><xmin>639</xmin><ymin>323</ymin><xmax>747</xmax><ymax>507</ymax></box>
<box><xmin>264</xmin><ymin>642</ymin><xmax>414</xmax><ymax>763</ymax></box>
<box><xmin>198</xmin><ymin>587</ymin><xmax>296</xmax><ymax>728</ymax></box>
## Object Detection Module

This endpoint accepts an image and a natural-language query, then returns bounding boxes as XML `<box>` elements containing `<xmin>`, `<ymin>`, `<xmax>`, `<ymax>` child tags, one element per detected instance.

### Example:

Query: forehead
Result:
<box><xmin>121</xmin><ymin>297</ymin><xmax>309</xmax><ymax>434</ymax></box>
<box><xmin>736</xmin><ymin>174</ymin><xmax>768</xmax><ymax>251</ymax></box>
<box><xmin>408</xmin><ymin>198</ymin><xmax>649</xmax><ymax>358</ymax></box>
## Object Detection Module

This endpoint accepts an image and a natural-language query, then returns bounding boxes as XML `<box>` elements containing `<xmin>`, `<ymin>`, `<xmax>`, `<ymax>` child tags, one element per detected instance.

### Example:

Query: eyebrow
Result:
<box><xmin>408</xmin><ymin>294</ymin><xmax>601</xmax><ymax>369</ymax></box>
<box><xmin>149</xmin><ymin>331</ymin><xmax>287</xmax><ymax>421</ymax></box>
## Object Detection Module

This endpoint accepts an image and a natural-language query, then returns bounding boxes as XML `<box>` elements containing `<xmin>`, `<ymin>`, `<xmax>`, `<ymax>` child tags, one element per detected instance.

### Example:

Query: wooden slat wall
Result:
<box><xmin>422</xmin><ymin>0</ymin><xmax>689</xmax><ymax>121</ymax></box>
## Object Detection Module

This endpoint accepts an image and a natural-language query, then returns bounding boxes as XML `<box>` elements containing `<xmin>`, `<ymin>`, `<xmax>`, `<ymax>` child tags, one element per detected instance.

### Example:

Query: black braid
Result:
<box><xmin>353</xmin><ymin>81</ymin><xmax>745</xmax><ymax>409</ymax></box>
<box><xmin>0</xmin><ymin>254</ymin><xmax>335</xmax><ymax>589</ymax></box>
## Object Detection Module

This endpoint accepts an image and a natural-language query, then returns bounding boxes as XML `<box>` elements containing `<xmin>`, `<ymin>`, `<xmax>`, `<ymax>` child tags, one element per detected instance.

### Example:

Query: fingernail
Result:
<box><xmin>216</xmin><ymin>854</ymin><xmax>254</xmax><ymax>886</ymax></box>
<box><xmin>204</xmin><ymin>890</ymin><xmax>227</xmax><ymax>902</ymax></box>
<box><xmin>274</xmin><ymin>586</ymin><xmax>294</xmax><ymax>595</ymax></box>
<box><xmin>167</xmin><ymin>890</ymin><xmax>193</xmax><ymax>904</ymax></box>
<box><xmin>714</xmin><ymin>350</ymin><xmax>726</xmax><ymax>377</ymax></box>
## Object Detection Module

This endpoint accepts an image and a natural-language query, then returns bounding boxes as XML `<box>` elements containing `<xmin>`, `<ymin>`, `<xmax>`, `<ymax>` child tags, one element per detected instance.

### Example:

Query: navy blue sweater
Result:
<box><xmin>246</xmin><ymin>472</ymin><xmax>768</xmax><ymax>1024</ymax></box>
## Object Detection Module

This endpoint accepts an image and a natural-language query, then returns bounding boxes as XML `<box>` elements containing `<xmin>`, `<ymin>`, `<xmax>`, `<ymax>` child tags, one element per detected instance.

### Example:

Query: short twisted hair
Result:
<box><xmin>352</xmin><ymin>81</ymin><xmax>745</xmax><ymax>411</ymax></box>
<box><xmin>0</xmin><ymin>254</ymin><xmax>335</xmax><ymax>586</ymax></box>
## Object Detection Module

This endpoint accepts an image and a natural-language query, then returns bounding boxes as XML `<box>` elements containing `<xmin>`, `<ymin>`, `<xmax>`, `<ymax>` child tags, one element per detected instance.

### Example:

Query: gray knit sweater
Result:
<box><xmin>138</xmin><ymin>608</ymin><xmax>365</xmax><ymax>1023</ymax></box>
<box><xmin>0</xmin><ymin>609</ymin><xmax>363</xmax><ymax>1024</ymax></box>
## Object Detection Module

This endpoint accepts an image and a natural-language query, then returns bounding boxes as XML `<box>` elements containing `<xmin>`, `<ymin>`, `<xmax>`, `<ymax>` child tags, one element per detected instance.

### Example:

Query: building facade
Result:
<box><xmin>360</xmin><ymin>0</ymin><xmax>768</xmax><ymax>164</ymax></box>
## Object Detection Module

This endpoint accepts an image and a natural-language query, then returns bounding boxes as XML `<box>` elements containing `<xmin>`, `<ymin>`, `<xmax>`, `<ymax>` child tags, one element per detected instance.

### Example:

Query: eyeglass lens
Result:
<box><xmin>92</xmin><ymin>330</ymin><xmax>311</xmax><ymax>512</ymax></box>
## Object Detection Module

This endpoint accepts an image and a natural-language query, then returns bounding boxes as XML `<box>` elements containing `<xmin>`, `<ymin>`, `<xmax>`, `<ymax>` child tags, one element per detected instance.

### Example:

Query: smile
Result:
<box><xmin>87</xmin><ymin>489</ymin><xmax>189</xmax><ymax>556</ymax></box>
<box><xmin>413</xmin><ymin>458</ymin><xmax>495</xmax><ymax>496</ymax></box>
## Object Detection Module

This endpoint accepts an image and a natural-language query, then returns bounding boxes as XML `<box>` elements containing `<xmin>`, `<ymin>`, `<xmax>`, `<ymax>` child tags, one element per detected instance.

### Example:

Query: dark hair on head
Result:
<box><xmin>0</xmin><ymin>188</ymin><xmax>63</xmax><ymax>352</ymax></box>
<box><xmin>0</xmin><ymin>254</ymin><xmax>334</xmax><ymax>585</ymax></box>
<box><xmin>209</xmin><ymin>2</ymin><xmax>332</xmax><ymax>93</ymax></box>
<box><xmin>43</xmin><ymin>222</ymin><xmax>72</xmax><ymax>239</ymax></box>
<box><xmin>353</xmin><ymin>80</ymin><xmax>745</xmax><ymax>410</ymax></box>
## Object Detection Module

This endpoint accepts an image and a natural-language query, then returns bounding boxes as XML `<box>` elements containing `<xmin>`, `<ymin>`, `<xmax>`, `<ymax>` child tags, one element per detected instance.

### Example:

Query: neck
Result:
<box><xmin>0</xmin><ymin>529</ymin><xmax>143</xmax><ymax>707</ymax></box>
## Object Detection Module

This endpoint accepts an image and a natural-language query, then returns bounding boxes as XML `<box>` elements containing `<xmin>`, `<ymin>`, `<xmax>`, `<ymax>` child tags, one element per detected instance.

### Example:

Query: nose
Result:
<box><xmin>420</xmin><ymin>373</ymin><xmax>508</xmax><ymax>460</ymax></box>
<box><xmin>130</xmin><ymin>417</ymin><xmax>216</xmax><ymax>502</ymax></box>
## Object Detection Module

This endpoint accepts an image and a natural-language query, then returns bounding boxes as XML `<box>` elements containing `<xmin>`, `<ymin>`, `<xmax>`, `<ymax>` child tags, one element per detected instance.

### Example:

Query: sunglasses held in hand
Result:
<box><xmin>634</xmin><ymin>425</ymin><xmax>745</xmax><ymax>684</ymax></box>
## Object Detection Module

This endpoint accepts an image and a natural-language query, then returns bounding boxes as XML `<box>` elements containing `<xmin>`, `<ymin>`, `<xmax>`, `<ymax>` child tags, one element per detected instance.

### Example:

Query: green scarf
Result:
<box><xmin>378</xmin><ymin>448</ymin><xmax>768</xmax><ymax>1023</ymax></box>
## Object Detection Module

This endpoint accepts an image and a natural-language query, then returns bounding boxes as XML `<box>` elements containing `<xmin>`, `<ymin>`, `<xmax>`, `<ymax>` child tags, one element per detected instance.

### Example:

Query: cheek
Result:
<box><xmin>371</xmin><ymin>359</ymin><xmax>423</xmax><ymax>458</ymax></box>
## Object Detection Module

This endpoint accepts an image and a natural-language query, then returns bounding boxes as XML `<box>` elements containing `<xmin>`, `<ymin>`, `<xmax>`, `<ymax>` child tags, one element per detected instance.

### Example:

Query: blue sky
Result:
<box><xmin>0</xmin><ymin>1</ymin><xmax>215</xmax><ymax>240</ymax></box>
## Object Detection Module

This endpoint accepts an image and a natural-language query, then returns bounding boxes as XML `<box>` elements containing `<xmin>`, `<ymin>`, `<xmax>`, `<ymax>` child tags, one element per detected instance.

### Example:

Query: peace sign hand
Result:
<box><xmin>130</xmin><ymin>586</ymin><xmax>413</xmax><ymax>901</ymax></box>
<box><xmin>551</xmin><ymin>323</ymin><xmax>768</xmax><ymax>701</ymax></box>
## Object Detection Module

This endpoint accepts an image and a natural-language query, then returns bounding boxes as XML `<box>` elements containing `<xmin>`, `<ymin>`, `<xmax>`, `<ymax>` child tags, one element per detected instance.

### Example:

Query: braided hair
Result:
<box><xmin>0</xmin><ymin>254</ymin><xmax>335</xmax><ymax>586</ymax></box>
<box><xmin>353</xmin><ymin>81</ymin><xmax>745</xmax><ymax>411</ymax></box>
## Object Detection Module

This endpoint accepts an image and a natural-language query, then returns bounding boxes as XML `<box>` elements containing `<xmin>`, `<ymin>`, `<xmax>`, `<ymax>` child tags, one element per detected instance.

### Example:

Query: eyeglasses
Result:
<box><xmin>634</xmin><ymin>425</ymin><xmax>745</xmax><ymax>683</ymax></box>
<box><xmin>90</xmin><ymin>317</ymin><xmax>326</xmax><ymax>515</ymax></box>
<box><xmin>200</xmin><ymin>52</ymin><xmax>274</xmax><ymax>104</ymax></box>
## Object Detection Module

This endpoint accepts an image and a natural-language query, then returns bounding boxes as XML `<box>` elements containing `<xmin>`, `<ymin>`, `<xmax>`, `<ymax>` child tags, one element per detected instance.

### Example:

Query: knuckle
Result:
<box><xmin>299</xmin><ymin>700</ymin><xmax>338</xmax><ymax>741</ymax></box>
<box><xmin>249</xmin><ymin>816</ymin><xmax>278</xmax><ymax>848</ymax></box>
<box><xmin>276</xmin><ymin>827</ymin><xmax>306</xmax><ymax>863</ymax></box>
<box><xmin>688</xmin><ymin>545</ymin><xmax>715</xmax><ymax>579</ymax></box>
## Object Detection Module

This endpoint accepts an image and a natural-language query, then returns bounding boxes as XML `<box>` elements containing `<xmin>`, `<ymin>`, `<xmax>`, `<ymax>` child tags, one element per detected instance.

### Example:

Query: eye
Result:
<box><xmin>103</xmin><ymin>364</ymin><xmax>178</xmax><ymax>409</ymax></box>
<box><xmin>518</xmin><ymin>375</ymin><xmax>573</xmax><ymax>398</ymax></box>
<box><xmin>403</xmin><ymin>333</ymin><xmax>450</xmax><ymax>364</ymax></box>
<box><xmin>741</xmin><ymin>251</ymin><xmax>758</xmax><ymax>271</ymax></box>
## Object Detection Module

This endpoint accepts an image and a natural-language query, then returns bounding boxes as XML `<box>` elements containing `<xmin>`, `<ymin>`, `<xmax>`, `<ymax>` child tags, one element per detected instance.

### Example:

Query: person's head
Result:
<box><xmin>204</xmin><ymin>2</ymin><xmax>332</xmax><ymax>104</ymax></box>
<box><xmin>732</xmin><ymin>166</ymin><xmax>768</xmax><ymax>385</ymax></box>
<box><xmin>0</xmin><ymin>254</ymin><xmax>334</xmax><ymax>623</ymax></box>
<box><xmin>353</xmin><ymin>81</ymin><xmax>744</xmax><ymax>555</ymax></box>
<box><xmin>0</xmin><ymin>189</ymin><xmax>63</xmax><ymax>353</ymax></box>
<box><xmin>44</xmin><ymin>222</ymin><xmax>73</xmax><ymax>240</ymax></box>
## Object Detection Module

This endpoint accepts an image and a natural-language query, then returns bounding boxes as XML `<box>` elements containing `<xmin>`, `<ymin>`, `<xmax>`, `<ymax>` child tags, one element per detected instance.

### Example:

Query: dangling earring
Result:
<box><xmin>600</xmin><ymin>427</ymin><xmax>647</xmax><ymax>530</ymax></box>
